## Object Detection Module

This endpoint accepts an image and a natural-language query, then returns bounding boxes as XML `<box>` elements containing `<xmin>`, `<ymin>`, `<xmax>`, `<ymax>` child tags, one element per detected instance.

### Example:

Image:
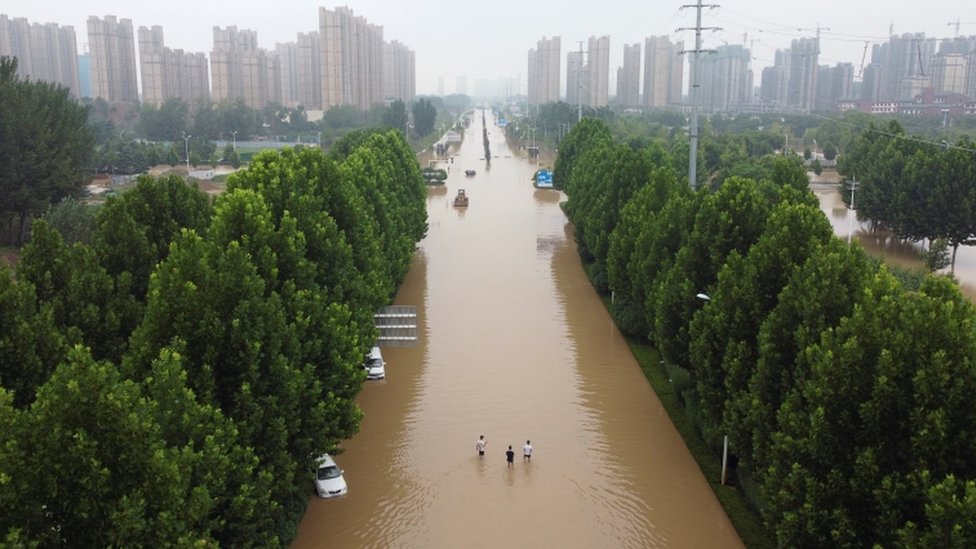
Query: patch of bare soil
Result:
<box><xmin>0</xmin><ymin>249</ymin><xmax>19</xmax><ymax>268</ymax></box>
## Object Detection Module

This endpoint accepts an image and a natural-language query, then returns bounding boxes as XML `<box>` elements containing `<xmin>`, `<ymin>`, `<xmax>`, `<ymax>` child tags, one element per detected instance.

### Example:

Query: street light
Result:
<box><xmin>182</xmin><ymin>132</ymin><xmax>192</xmax><ymax>175</ymax></box>
<box><xmin>694</xmin><ymin>290</ymin><xmax>727</xmax><ymax>484</ymax></box>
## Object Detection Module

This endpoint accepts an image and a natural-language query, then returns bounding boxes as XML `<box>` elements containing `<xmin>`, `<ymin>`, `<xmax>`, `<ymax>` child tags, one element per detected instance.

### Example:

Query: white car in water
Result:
<box><xmin>314</xmin><ymin>454</ymin><xmax>347</xmax><ymax>498</ymax></box>
<box><xmin>364</xmin><ymin>346</ymin><xmax>385</xmax><ymax>380</ymax></box>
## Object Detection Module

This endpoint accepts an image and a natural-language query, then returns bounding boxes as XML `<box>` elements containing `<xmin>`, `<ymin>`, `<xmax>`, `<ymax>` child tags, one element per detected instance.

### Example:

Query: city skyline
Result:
<box><xmin>3</xmin><ymin>0</ymin><xmax>969</xmax><ymax>96</ymax></box>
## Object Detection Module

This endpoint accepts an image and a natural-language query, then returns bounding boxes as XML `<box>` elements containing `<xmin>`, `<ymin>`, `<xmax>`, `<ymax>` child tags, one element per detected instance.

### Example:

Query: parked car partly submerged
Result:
<box><xmin>364</xmin><ymin>346</ymin><xmax>385</xmax><ymax>380</ymax></box>
<box><xmin>314</xmin><ymin>454</ymin><xmax>347</xmax><ymax>498</ymax></box>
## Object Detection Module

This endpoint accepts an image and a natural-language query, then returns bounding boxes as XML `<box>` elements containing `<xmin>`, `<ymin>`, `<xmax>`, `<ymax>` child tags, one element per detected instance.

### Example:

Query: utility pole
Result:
<box><xmin>678</xmin><ymin>0</ymin><xmax>720</xmax><ymax>190</ymax></box>
<box><xmin>182</xmin><ymin>132</ymin><xmax>192</xmax><ymax>175</ymax></box>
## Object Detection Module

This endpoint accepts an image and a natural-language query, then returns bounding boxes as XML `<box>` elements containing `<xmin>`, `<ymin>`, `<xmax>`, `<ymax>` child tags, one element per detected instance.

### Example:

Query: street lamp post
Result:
<box><xmin>846</xmin><ymin>176</ymin><xmax>858</xmax><ymax>245</ymax></box>
<box><xmin>694</xmin><ymin>291</ymin><xmax>727</xmax><ymax>485</ymax></box>
<box><xmin>182</xmin><ymin>132</ymin><xmax>192</xmax><ymax>175</ymax></box>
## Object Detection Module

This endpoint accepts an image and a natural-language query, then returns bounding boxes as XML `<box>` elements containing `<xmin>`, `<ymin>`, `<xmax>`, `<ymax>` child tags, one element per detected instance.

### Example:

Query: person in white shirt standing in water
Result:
<box><xmin>476</xmin><ymin>435</ymin><xmax>487</xmax><ymax>457</ymax></box>
<box><xmin>523</xmin><ymin>440</ymin><xmax>533</xmax><ymax>462</ymax></box>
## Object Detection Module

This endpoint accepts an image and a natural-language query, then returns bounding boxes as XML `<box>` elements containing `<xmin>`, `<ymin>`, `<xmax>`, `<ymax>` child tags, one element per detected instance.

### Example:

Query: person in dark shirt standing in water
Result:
<box><xmin>506</xmin><ymin>445</ymin><xmax>515</xmax><ymax>467</ymax></box>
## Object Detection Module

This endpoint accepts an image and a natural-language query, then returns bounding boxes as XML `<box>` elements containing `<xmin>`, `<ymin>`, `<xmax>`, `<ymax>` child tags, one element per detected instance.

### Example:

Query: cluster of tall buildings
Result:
<box><xmin>0</xmin><ymin>8</ymin><xmax>416</xmax><ymax>112</ymax></box>
<box><xmin>528</xmin><ymin>34</ymin><xmax>685</xmax><ymax>111</ymax></box>
<box><xmin>0</xmin><ymin>14</ymin><xmax>82</xmax><ymax>97</ymax></box>
<box><xmin>528</xmin><ymin>31</ymin><xmax>976</xmax><ymax>115</ymax></box>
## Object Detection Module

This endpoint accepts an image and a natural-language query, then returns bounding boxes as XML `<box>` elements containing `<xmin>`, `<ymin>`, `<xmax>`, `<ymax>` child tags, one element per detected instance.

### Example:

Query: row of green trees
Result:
<box><xmin>123</xmin><ymin>95</ymin><xmax>448</xmax><ymax>147</ymax></box>
<box><xmin>839</xmin><ymin>120</ymin><xmax>976</xmax><ymax>272</ymax></box>
<box><xmin>0</xmin><ymin>129</ymin><xmax>428</xmax><ymax>545</ymax></box>
<box><xmin>559</xmin><ymin>118</ymin><xmax>976</xmax><ymax>547</ymax></box>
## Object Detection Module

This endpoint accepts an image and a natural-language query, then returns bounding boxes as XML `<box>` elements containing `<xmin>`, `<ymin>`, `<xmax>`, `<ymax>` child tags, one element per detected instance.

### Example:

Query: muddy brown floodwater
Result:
<box><xmin>290</xmin><ymin>111</ymin><xmax>743</xmax><ymax>549</ymax></box>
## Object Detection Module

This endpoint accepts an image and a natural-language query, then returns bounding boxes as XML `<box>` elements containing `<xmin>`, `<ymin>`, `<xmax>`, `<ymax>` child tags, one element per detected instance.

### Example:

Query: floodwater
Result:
<box><xmin>290</xmin><ymin>112</ymin><xmax>743</xmax><ymax>548</ymax></box>
<box><xmin>811</xmin><ymin>174</ymin><xmax>976</xmax><ymax>299</ymax></box>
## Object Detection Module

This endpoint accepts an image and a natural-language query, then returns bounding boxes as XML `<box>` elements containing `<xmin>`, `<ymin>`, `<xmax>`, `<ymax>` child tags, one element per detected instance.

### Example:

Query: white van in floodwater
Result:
<box><xmin>364</xmin><ymin>346</ymin><xmax>385</xmax><ymax>380</ymax></box>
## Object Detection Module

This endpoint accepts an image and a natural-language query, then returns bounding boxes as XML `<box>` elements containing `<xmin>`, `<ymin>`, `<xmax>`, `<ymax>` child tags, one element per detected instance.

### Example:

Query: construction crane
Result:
<box><xmin>796</xmin><ymin>24</ymin><xmax>831</xmax><ymax>55</ymax></box>
<box><xmin>948</xmin><ymin>19</ymin><xmax>975</xmax><ymax>37</ymax></box>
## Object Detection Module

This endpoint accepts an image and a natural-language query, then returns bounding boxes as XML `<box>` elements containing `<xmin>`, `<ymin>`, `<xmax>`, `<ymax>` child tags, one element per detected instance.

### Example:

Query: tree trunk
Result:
<box><xmin>952</xmin><ymin>242</ymin><xmax>959</xmax><ymax>274</ymax></box>
<box><xmin>16</xmin><ymin>211</ymin><xmax>28</xmax><ymax>246</ymax></box>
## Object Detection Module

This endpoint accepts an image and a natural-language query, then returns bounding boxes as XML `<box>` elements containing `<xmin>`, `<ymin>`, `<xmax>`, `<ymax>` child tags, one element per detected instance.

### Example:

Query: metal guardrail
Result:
<box><xmin>374</xmin><ymin>305</ymin><xmax>418</xmax><ymax>347</ymax></box>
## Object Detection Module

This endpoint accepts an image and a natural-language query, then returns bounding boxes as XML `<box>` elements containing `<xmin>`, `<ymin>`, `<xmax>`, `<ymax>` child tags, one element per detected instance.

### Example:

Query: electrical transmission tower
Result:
<box><xmin>677</xmin><ymin>0</ymin><xmax>720</xmax><ymax>190</ymax></box>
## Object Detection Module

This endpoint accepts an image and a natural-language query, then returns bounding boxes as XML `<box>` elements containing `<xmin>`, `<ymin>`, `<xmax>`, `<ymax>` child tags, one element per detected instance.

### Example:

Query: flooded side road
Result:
<box><xmin>291</xmin><ymin>111</ymin><xmax>743</xmax><ymax>548</ymax></box>
<box><xmin>811</xmin><ymin>175</ymin><xmax>976</xmax><ymax>300</ymax></box>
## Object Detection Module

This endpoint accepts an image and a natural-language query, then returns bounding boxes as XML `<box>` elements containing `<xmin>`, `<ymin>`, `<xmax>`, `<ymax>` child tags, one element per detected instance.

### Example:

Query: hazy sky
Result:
<box><xmin>7</xmin><ymin>0</ymin><xmax>970</xmax><ymax>96</ymax></box>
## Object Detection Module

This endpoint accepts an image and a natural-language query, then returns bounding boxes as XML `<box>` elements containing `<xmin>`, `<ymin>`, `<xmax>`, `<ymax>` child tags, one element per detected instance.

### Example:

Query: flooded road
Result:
<box><xmin>291</xmin><ymin>112</ymin><xmax>743</xmax><ymax>548</ymax></box>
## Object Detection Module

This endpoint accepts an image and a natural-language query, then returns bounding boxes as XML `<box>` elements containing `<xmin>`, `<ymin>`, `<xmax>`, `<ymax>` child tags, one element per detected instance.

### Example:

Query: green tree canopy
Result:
<box><xmin>0</xmin><ymin>57</ymin><xmax>94</xmax><ymax>244</ymax></box>
<box><xmin>412</xmin><ymin>97</ymin><xmax>437</xmax><ymax>136</ymax></box>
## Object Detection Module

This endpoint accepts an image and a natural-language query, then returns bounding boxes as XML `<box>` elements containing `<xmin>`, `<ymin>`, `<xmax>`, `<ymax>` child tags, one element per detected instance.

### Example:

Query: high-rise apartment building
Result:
<box><xmin>759</xmin><ymin>49</ymin><xmax>790</xmax><ymax>107</ymax></box>
<box><xmin>865</xmin><ymin>33</ymin><xmax>937</xmax><ymax>101</ymax></box>
<box><xmin>277</xmin><ymin>32</ymin><xmax>323</xmax><ymax>109</ymax></box>
<box><xmin>87</xmin><ymin>15</ymin><xmax>138</xmax><ymax>102</ymax></box>
<box><xmin>211</xmin><ymin>26</ymin><xmax>276</xmax><ymax>109</ymax></box>
<box><xmin>643</xmin><ymin>35</ymin><xmax>683</xmax><ymax>108</ymax></box>
<box><xmin>813</xmin><ymin>63</ymin><xmax>853</xmax><ymax>111</ymax></box>
<box><xmin>211</xmin><ymin>26</ymin><xmax>255</xmax><ymax>103</ymax></box>
<box><xmin>788</xmin><ymin>38</ymin><xmax>818</xmax><ymax>112</ymax></box>
<box><xmin>138</xmin><ymin>25</ymin><xmax>209</xmax><ymax>107</ymax></box>
<box><xmin>967</xmin><ymin>51</ymin><xmax>976</xmax><ymax>99</ymax></box>
<box><xmin>695</xmin><ymin>44</ymin><xmax>752</xmax><ymax>113</ymax></box>
<box><xmin>276</xmin><ymin>41</ymin><xmax>300</xmax><ymax>107</ymax></box>
<box><xmin>527</xmin><ymin>36</ymin><xmax>560</xmax><ymax>106</ymax></box>
<box><xmin>566</xmin><ymin>50</ymin><xmax>587</xmax><ymax>107</ymax></box>
<box><xmin>297</xmin><ymin>32</ymin><xmax>322</xmax><ymax>108</ymax></box>
<box><xmin>384</xmin><ymin>40</ymin><xmax>415</xmax><ymax>103</ymax></box>
<box><xmin>616</xmin><ymin>43</ymin><xmax>640</xmax><ymax>109</ymax></box>
<box><xmin>320</xmin><ymin>6</ymin><xmax>384</xmax><ymax>110</ymax></box>
<box><xmin>587</xmin><ymin>35</ymin><xmax>610</xmax><ymax>108</ymax></box>
<box><xmin>0</xmin><ymin>16</ymin><xmax>81</xmax><ymax>97</ymax></box>
<box><xmin>931</xmin><ymin>53</ymin><xmax>967</xmax><ymax>95</ymax></box>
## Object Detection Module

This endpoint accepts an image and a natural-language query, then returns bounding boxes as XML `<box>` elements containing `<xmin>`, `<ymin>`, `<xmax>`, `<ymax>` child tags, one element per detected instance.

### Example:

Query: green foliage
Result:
<box><xmin>136</xmin><ymin>98</ymin><xmax>189</xmax><ymax>142</ymax></box>
<box><xmin>384</xmin><ymin>99</ymin><xmax>408</xmax><ymax>133</ymax></box>
<box><xmin>926</xmin><ymin>238</ymin><xmax>952</xmax><ymax>272</ymax></box>
<box><xmin>18</xmin><ymin>221</ymin><xmax>134</xmax><ymax>362</ymax></box>
<box><xmin>43</xmin><ymin>197</ymin><xmax>97</xmax><ymax>245</ymax></box>
<box><xmin>0</xmin><ymin>346</ymin><xmax>212</xmax><ymax>546</ymax></box>
<box><xmin>762</xmin><ymin>273</ymin><xmax>976</xmax><ymax>547</ymax></box>
<box><xmin>553</xmin><ymin>117</ymin><xmax>613</xmax><ymax>191</ymax></box>
<box><xmin>896</xmin><ymin>474</ymin><xmax>976</xmax><ymax>548</ymax></box>
<box><xmin>0</xmin><ymin>268</ymin><xmax>66</xmax><ymax>407</ymax></box>
<box><xmin>0</xmin><ymin>56</ymin><xmax>95</xmax><ymax>244</ymax></box>
<box><xmin>412</xmin><ymin>97</ymin><xmax>437</xmax><ymax>136</ymax></box>
<box><xmin>0</xmin><ymin>115</ymin><xmax>427</xmax><ymax>545</ymax></box>
<box><xmin>93</xmin><ymin>174</ymin><xmax>211</xmax><ymax>301</ymax></box>
<box><xmin>607</xmin><ymin>166</ymin><xmax>685</xmax><ymax>335</ymax></box>
<box><xmin>558</xmin><ymin>108</ymin><xmax>976</xmax><ymax>548</ymax></box>
<box><xmin>823</xmin><ymin>143</ymin><xmax>838</xmax><ymax>161</ymax></box>
<box><xmin>842</xmin><ymin>126</ymin><xmax>976</xmax><ymax>272</ymax></box>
